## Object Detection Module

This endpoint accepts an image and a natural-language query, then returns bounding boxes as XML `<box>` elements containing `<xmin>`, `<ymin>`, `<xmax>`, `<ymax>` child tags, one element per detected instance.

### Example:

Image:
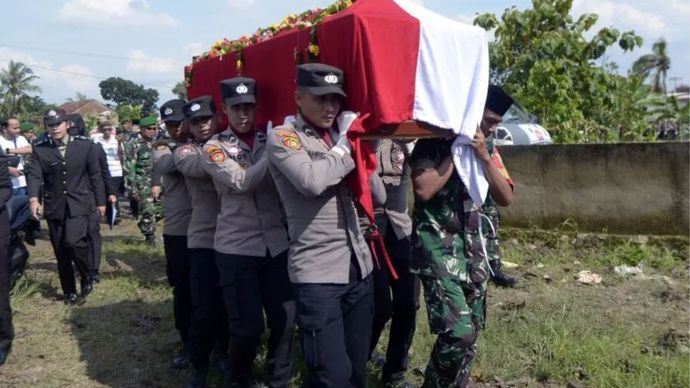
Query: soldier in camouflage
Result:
<box><xmin>410</xmin><ymin>85</ymin><xmax>515</xmax><ymax>388</ymax></box>
<box><xmin>124</xmin><ymin>115</ymin><xmax>162</xmax><ymax>246</ymax></box>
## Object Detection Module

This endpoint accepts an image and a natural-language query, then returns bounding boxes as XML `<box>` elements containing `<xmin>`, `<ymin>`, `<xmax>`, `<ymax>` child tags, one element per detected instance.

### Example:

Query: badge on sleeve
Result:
<box><xmin>276</xmin><ymin>129</ymin><xmax>302</xmax><ymax>151</ymax></box>
<box><xmin>491</xmin><ymin>148</ymin><xmax>514</xmax><ymax>188</ymax></box>
<box><xmin>206</xmin><ymin>145</ymin><xmax>226</xmax><ymax>163</ymax></box>
<box><xmin>176</xmin><ymin>144</ymin><xmax>197</xmax><ymax>158</ymax></box>
<box><xmin>156</xmin><ymin>144</ymin><xmax>168</xmax><ymax>151</ymax></box>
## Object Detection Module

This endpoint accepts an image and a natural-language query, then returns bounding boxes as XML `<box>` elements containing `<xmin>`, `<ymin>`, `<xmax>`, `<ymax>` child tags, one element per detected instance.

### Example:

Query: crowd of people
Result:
<box><xmin>0</xmin><ymin>63</ymin><xmax>518</xmax><ymax>388</ymax></box>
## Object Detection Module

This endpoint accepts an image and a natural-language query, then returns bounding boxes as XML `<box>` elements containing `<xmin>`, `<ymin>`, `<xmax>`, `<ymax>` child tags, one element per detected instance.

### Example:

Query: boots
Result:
<box><xmin>490</xmin><ymin>259</ymin><xmax>516</xmax><ymax>287</ymax></box>
<box><xmin>144</xmin><ymin>234</ymin><xmax>157</xmax><ymax>247</ymax></box>
<box><xmin>185</xmin><ymin>367</ymin><xmax>208</xmax><ymax>388</ymax></box>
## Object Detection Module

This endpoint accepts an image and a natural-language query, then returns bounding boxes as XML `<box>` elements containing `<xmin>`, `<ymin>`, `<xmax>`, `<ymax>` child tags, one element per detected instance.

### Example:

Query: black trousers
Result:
<box><xmin>47</xmin><ymin>214</ymin><xmax>90</xmax><ymax>296</ymax></box>
<box><xmin>216</xmin><ymin>251</ymin><xmax>295</xmax><ymax>387</ymax></box>
<box><xmin>188</xmin><ymin>248</ymin><xmax>229</xmax><ymax>370</ymax></box>
<box><xmin>0</xmin><ymin>234</ymin><xmax>12</xmax><ymax>354</ymax></box>
<box><xmin>294</xmin><ymin>262</ymin><xmax>374</xmax><ymax>388</ymax></box>
<box><xmin>370</xmin><ymin>226</ymin><xmax>421</xmax><ymax>382</ymax></box>
<box><xmin>87</xmin><ymin>211</ymin><xmax>102</xmax><ymax>277</ymax></box>
<box><xmin>164</xmin><ymin>235</ymin><xmax>192</xmax><ymax>348</ymax></box>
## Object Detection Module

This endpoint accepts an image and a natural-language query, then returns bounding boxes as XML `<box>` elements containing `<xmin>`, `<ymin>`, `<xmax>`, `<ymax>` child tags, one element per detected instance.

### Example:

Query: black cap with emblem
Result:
<box><xmin>184</xmin><ymin>95</ymin><xmax>216</xmax><ymax>120</ymax></box>
<box><xmin>297</xmin><ymin>63</ymin><xmax>346</xmax><ymax>98</ymax></box>
<box><xmin>43</xmin><ymin>108</ymin><xmax>69</xmax><ymax>126</ymax></box>
<box><xmin>220</xmin><ymin>77</ymin><xmax>256</xmax><ymax>106</ymax></box>
<box><xmin>160</xmin><ymin>99</ymin><xmax>186</xmax><ymax>123</ymax></box>
<box><xmin>485</xmin><ymin>85</ymin><xmax>514</xmax><ymax>117</ymax></box>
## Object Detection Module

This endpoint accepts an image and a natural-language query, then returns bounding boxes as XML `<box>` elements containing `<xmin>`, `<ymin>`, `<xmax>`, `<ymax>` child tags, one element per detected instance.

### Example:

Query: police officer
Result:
<box><xmin>0</xmin><ymin>152</ymin><xmax>13</xmax><ymax>366</ymax></box>
<box><xmin>267</xmin><ymin>63</ymin><xmax>374</xmax><ymax>387</ymax></box>
<box><xmin>152</xmin><ymin>99</ymin><xmax>194</xmax><ymax>369</ymax></box>
<box><xmin>202</xmin><ymin>77</ymin><xmax>295</xmax><ymax>387</ymax></box>
<box><xmin>174</xmin><ymin>96</ymin><xmax>228</xmax><ymax>388</ymax></box>
<box><xmin>124</xmin><ymin>115</ymin><xmax>162</xmax><ymax>245</ymax></box>
<box><xmin>27</xmin><ymin>109</ymin><xmax>106</xmax><ymax>305</ymax></box>
<box><xmin>370</xmin><ymin>139</ymin><xmax>420</xmax><ymax>388</ymax></box>
<box><xmin>409</xmin><ymin>85</ymin><xmax>515</xmax><ymax>387</ymax></box>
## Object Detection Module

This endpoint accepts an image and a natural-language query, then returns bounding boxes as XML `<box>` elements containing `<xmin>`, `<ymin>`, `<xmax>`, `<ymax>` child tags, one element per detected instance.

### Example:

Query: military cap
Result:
<box><xmin>220</xmin><ymin>77</ymin><xmax>257</xmax><ymax>106</ymax></box>
<box><xmin>184</xmin><ymin>96</ymin><xmax>216</xmax><ymax>120</ymax></box>
<box><xmin>139</xmin><ymin>115</ymin><xmax>158</xmax><ymax>128</ymax></box>
<box><xmin>43</xmin><ymin>108</ymin><xmax>69</xmax><ymax>126</ymax></box>
<box><xmin>20</xmin><ymin>121</ymin><xmax>34</xmax><ymax>132</ymax></box>
<box><xmin>160</xmin><ymin>99</ymin><xmax>186</xmax><ymax>122</ymax></box>
<box><xmin>297</xmin><ymin>63</ymin><xmax>346</xmax><ymax>97</ymax></box>
<box><xmin>486</xmin><ymin>85</ymin><xmax>514</xmax><ymax>116</ymax></box>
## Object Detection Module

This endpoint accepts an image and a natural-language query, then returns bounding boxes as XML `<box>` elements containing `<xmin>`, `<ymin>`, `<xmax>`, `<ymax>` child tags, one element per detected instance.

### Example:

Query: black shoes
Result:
<box><xmin>211</xmin><ymin>352</ymin><xmax>231</xmax><ymax>376</ymax></box>
<box><xmin>171</xmin><ymin>348</ymin><xmax>191</xmax><ymax>370</ymax></box>
<box><xmin>64</xmin><ymin>293</ymin><xmax>78</xmax><ymax>306</ymax></box>
<box><xmin>0</xmin><ymin>348</ymin><xmax>10</xmax><ymax>367</ymax></box>
<box><xmin>490</xmin><ymin>260</ymin><xmax>517</xmax><ymax>287</ymax></box>
<box><xmin>185</xmin><ymin>368</ymin><xmax>208</xmax><ymax>388</ymax></box>
<box><xmin>81</xmin><ymin>277</ymin><xmax>94</xmax><ymax>298</ymax></box>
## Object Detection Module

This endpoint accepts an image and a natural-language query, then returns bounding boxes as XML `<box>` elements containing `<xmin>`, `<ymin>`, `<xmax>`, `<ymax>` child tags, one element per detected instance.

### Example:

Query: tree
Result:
<box><xmin>0</xmin><ymin>60</ymin><xmax>41</xmax><ymax>117</ymax></box>
<box><xmin>116</xmin><ymin>104</ymin><xmax>143</xmax><ymax>124</ymax></box>
<box><xmin>474</xmin><ymin>0</ymin><xmax>645</xmax><ymax>143</ymax></box>
<box><xmin>67</xmin><ymin>92</ymin><xmax>89</xmax><ymax>102</ymax></box>
<box><xmin>632</xmin><ymin>38</ymin><xmax>671</xmax><ymax>94</ymax></box>
<box><xmin>99</xmin><ymin>77</ymin><xmax>159</xmax><ymax>115</ymax></box>
<box><xmin>172</xmin><ymin>81</ymin><xmax>188</xmax><ymax>100</ymax></box>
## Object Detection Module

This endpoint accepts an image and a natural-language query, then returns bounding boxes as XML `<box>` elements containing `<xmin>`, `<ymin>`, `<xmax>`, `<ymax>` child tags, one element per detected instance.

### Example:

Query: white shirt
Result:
<box><xmin>91</xmin><ymin>133</ymin><xmax>123</xmax><ymax>178</ymax></box>
<box><xmin>0</xmin><ymin>134</ymin><xmax>29</xmax><ymax>189</ymax></box>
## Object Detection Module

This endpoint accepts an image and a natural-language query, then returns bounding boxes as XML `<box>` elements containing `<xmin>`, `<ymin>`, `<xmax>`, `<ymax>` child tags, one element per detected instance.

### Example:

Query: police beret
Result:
<box><xmin>20</xmin><ymin>121</ymin><xmax>34</xmax><ymax>132</ymax></box>
<box><xmin>220</xmin><ymin>77</ymin><xmax>256</xmax><ymax>106</ymax></box>
<box><xmin>43</xmin><ymin>108</ymin><xmax>68</xmax><ymax>126</ymax></box>
<box><xmin>486</xmin><ymin>85</ymin><xmax>514</xmax><ymax>117</ymax></box>
<box><xmin>297</xmin><ymin>63</ymin><xmax>346</xmax><ymax>98</ymax></box>
<box><xmin>184</xmin><ymin>96</ymin><xmax>216</xmax><ymax>120</ymax></box>
<box><xmin>139</xmin><ymin>116</ymin><xmax>158</xmax><ymax>128</ymax></box>
<box><xmin>160</xmin><ymin>99</ymin><xmax>186</xmax><ymax>123</ymax></box>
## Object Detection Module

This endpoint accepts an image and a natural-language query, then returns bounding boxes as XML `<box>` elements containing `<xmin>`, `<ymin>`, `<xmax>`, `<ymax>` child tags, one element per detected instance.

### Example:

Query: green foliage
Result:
<box><xmin>632</xmin><ymin>39</ymin><xmax>671</xmax><ymax>94</ymax></box>
<box><xmin>116</xmin><ymin>104</ymin><xmax>143</xmax><ymax>124</ymax></box>
<box><xmin>0</xmin><ymin>60</ymin><xmax>41</xmax><ymax>118</ymax></box>
<box><xmin>474</xmin><ymin>0</ymin><xmax>651</xmax><ymax>143</ymax></box>
<box><xmin>99</xmin><ymin>76</ymin><xmax>159</xmax><ymax>115</ymax></box>
<box><xmin>171</xmin><ymin>81</ymin><xmax>187</xmax><ymax>100</ymax></box>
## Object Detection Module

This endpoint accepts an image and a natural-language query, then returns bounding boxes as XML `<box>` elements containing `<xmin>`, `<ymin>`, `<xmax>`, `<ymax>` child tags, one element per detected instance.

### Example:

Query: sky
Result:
<box><xmin>1</xmin><ymin>0</ymin><xmax>688</xmax><ymax>108</ymax></box>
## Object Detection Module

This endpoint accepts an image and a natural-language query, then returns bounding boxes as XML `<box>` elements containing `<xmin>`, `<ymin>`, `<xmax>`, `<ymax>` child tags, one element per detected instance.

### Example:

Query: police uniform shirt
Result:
<box><xmin>202</xmin><ymin>128</ymin><xmax>289</xmax><ymax>257</ymax></box>
<box><xmin>173</xmin><ymin>142</ymin><xmax>219</xmax><ymax>249</ymax></box>
<box><xmin>267</xmin><ymin>114</ymin><xmax>373</xmax><ymax>284</ymax></box>
<box><xmin>375</xmin><ymin>139</ymin><xmax>413</xmax><ymax>240</ymax></box>
<box><xmin>153</xmin><ymin>140</ymin><xmax>192</xmax><ymax>237</ymax></box>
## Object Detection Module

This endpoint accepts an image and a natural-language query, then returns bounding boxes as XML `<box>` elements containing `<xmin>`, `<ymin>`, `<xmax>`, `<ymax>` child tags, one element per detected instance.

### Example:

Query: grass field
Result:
<box><xmin>0</xmin><ymin>218</ymin><xmax>688</xmax><ymax>387</ymax></box>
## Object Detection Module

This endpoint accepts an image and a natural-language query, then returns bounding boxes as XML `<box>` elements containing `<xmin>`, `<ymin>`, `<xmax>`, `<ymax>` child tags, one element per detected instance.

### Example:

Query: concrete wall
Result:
<box><xmin>499</xmin><ymin>142</ymin><xmax>689</xmax><ymax>235</ymax></box>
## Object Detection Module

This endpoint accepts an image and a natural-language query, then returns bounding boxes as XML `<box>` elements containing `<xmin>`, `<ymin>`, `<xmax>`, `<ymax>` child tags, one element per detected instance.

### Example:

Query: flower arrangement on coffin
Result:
<box><xmin>184</xmin><ymin>0</ymin><xmax>354</xmax><ymax>88</ymax></box>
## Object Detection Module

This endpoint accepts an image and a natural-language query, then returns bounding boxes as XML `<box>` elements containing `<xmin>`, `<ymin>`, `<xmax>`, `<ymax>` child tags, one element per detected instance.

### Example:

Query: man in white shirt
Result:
<box><xmin>0</xmin><ymin>117</ymin><xmax>31</xmax><ymax>196</ymax></box>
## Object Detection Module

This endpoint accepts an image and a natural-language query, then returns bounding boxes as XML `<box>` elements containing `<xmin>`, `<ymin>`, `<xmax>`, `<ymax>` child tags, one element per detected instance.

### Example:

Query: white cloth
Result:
<box><xmin>394</xmin><ymin>0</ymin><xmax>490</xmax><ymax>204</ymax></box>
<box><xmin>91</xmin><ymin>133</ymin><xmax>123</xmax><ymax>178</ymax></box>
<box><xmin>0</xmin><ymin>135</ymin><xmax>29</xmax><ymax>189</ymax></box>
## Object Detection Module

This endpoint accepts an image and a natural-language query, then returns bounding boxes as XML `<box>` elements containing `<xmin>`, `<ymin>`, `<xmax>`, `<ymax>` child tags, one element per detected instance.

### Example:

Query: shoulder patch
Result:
<box><xmin>205</xmin><ymin>144</ymin><xmax>226</xmax><ymax>163</ymax></box>
<box><xmin>275</xmin><ymin>129</ymin><xmax>302</xmax><ymax>151</ymax></box>
<box><xmin>34</xmin><ymin>138</ymin><xmax>49</xmax><ymax>146</ymax></box>
<box><xmin>175</xmin><ymin>144</ymin><xmax>198</xmax><ymax>157</ymax></box>
<box><xmin>155</xmin><ymin>143</ymin><xmax>169</xmax><ymax>151</ymax></box>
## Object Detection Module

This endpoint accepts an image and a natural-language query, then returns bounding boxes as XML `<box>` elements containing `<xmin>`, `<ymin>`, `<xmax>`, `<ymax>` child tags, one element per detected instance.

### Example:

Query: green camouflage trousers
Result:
<box><xmin>420</xmin><ymin>274</ymin><xmax>486</xmax><ymax>388</ymax></box>
<box><xmin>135</xmin><ymin>182</ymin><xmax>162</xmax><ymax>237</ymax></box>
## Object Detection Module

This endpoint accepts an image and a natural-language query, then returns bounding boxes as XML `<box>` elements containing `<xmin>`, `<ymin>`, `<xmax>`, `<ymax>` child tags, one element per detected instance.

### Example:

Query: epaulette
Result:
<box><xmin>34</xmin><ymin>138</ymin><xmax>50</xmax><ymax>146</ymax></box>
<box><xmin>74</xmin><ymin>135</ymin><xmax>91</xmax><ymax>141</ymax></box>
<box><xmin>218</xmin><ymin>130</ymin><xmax>239</xmax><ymax>145</ymax></box>
<box><xmin>154</xmin><ymin>142</ymin><xmax>170</xmax><ymax>151</ymax></box>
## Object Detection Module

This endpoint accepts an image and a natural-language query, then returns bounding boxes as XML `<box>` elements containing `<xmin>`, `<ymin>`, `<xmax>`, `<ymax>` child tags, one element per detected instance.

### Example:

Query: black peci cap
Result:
<box><xmin>220</xmin><ymin>77</ymin><xmax>257</xmax><ymax>106</ymax></box>
<box><xmin>160</xmin><ymin>99</ymin><xmax>186</xmax><ymax>122</ymax></box>
<box><xmin>184</xmin><ymin>96</ymin><xmax>216</xmax><ymax>120</ymax></box>
<box><xmin>297</xmin><ymin>63</ymin><xmax>346</xmax><ymax>97</ymax></box>
<box><xmin>43</xmin><ymin>108</ymin><xmax>69</xmax><ymax>126</ymax></box>
<box><xmin>485</xmin><ymin>85</ymin><xmax>514</xmax><ymax>116</ymax></box>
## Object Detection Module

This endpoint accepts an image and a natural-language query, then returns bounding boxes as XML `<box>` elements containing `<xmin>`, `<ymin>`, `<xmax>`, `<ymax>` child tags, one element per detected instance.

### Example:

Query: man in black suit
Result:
<box><xmin>27</xmin><ymin>109</ymin><xmax>106</xmax><ymax>305</ymax></box>
<box><xmin>0</xmin><ymin>152</ymin><xmax>13</xmax><ymax>365</ymax></box>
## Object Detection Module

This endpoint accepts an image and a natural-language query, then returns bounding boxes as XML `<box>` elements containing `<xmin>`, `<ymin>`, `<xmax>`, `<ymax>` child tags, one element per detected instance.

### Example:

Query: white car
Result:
<box><xmin>493</xmin><ymin>104</ymin><xmax>553</xmax><ymax>146</ymax></box>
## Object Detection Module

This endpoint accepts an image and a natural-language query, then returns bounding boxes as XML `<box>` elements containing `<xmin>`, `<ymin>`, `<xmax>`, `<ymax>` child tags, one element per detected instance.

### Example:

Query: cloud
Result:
<box><xmin>125</xmin><ymin>49</ymin><xmax>180</xmax><ymax>75</ymax></box>
<box><xmin>571</xmin><ymin>0</ymin><xmax>665</xmax><ymax>37</ymax></box>
<box><xmin>183</xmin><ymin>42</ymin><xmax>205</xmax><ymax>58</ymax></box>
<box><xmin>0</xmin><ymin>47</ymin><xmax>101</xmax><ymax>103</ymax></box>
<box><xmin>454</xmin><ymin>13</ymin><xmax>477</xmax><ymax>26</ymax></box>
<box><xmin>59</xmin><ymin>0</ymin><xmax>177</xmax><ymax>27</ymax></box>
<box><xmin>227</xmin><ymin>0</ymin><xmax>256</xmax><ymax>9</ymax></box>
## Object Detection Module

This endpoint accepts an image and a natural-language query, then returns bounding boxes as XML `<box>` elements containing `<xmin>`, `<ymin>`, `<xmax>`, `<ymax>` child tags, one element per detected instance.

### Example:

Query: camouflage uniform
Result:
<box><xmin>410</xmin><ymin>138</ymin><xmax>492</xmax><ymax>388</ymax></box>
<box><xmin>124</xmin><ymin>137</ymin><xmax>162</xmax><ymax>239</ymax></box>
<box><xmin>482</xmin><ymin>143</ymin><xmax>514</xmax><ymax>276</ymax></box>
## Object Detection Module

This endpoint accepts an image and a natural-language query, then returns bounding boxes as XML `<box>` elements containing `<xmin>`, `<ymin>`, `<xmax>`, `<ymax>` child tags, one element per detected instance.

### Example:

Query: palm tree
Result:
<box><xmin>632</xmin><ymin>38</ymin><xmax>671</xmax><ymax>94</ymax></box>
<box><xmin>0</xmin><ymin>60</ymin><xmax>41</xmax><ymax>117</ymax></box>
